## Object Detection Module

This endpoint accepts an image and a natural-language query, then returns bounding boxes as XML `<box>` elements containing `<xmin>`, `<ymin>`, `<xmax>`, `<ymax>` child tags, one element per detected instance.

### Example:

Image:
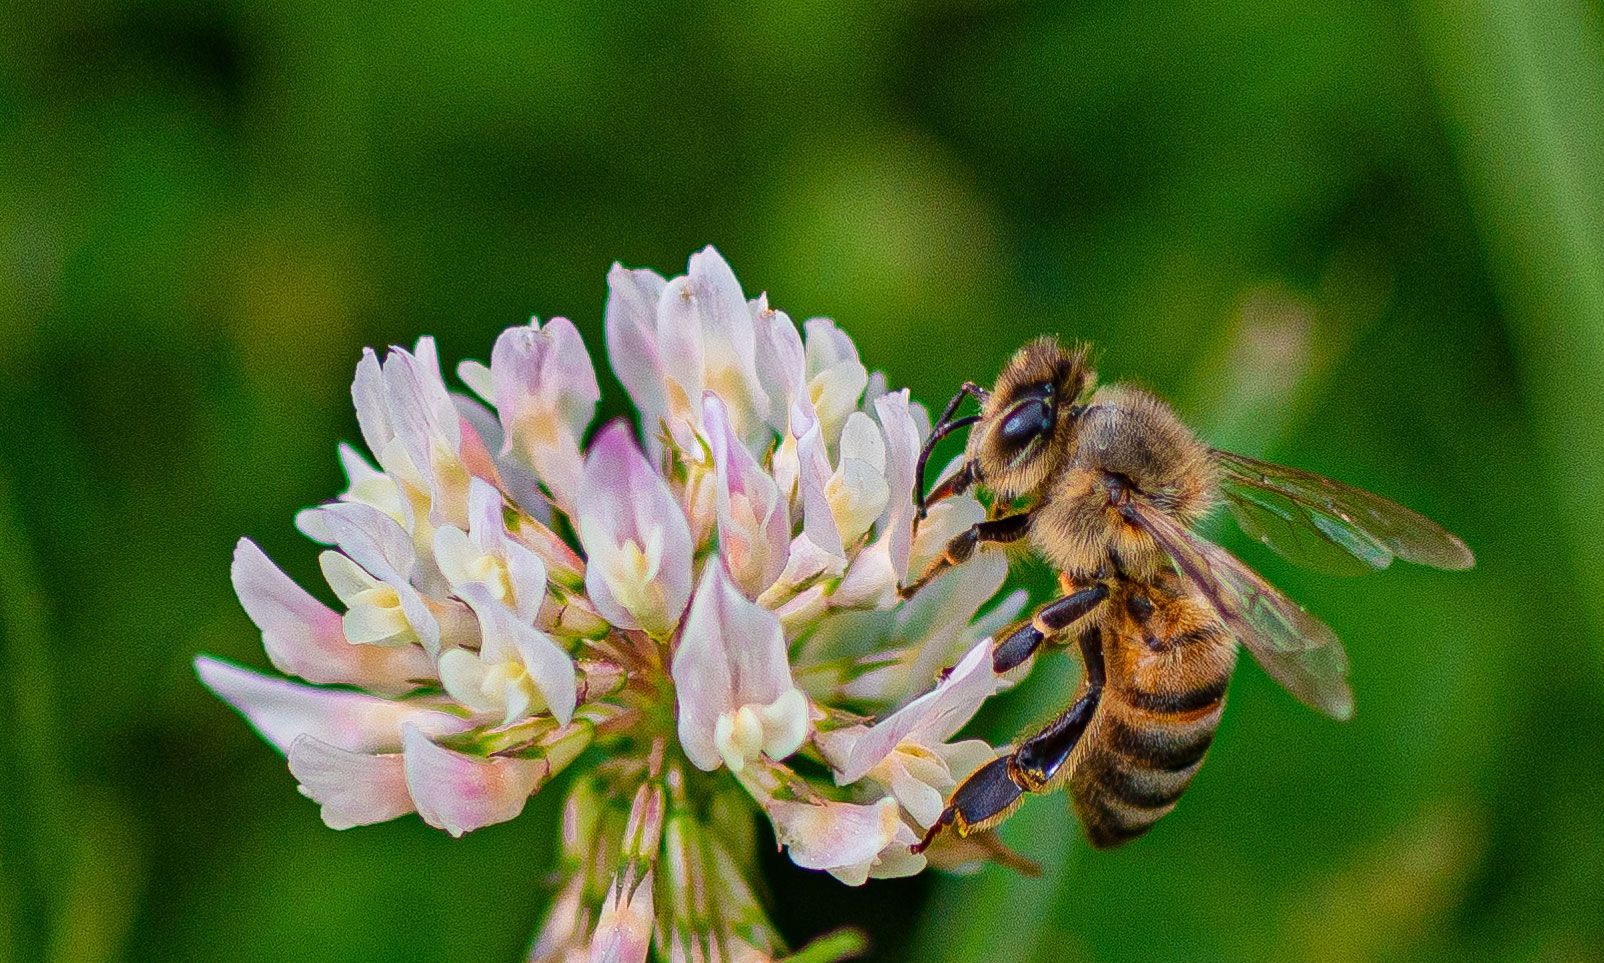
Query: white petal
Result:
<box><xmin>576</xmin><ymin>422</ymin><xmax>693</xmax><ymax>633</ymax></box>
<box><xmin>438</xmin><ymin>648</ymin><xmax>496</xmax><ymax>714</ymax></box>
<box><xmin>828</xmin><ymin>638</ymin><xmax>997</xmax><ymax>784</ymax></box>
<box><xmin>351</xmin><ymin>349</ymin><xmax>394</xmax><ymax>467</ymax></box>
<box><xmin>839</xmin><ymin>412</ymin><xmax>885</xmax><ymax>472</ymax></box>
<box><xmin>872</xmin><ymin>391</ymin><xmax>921</xmax><ymax>578</ymax></box>
<box><xmin>341</xmin><ymin>598</ymin><xmax>411</xmax><ymax>645</ymax></box>
<box><xmin>462</xmin><ymin>588</ymin><xmax>577</xmax><ymax>725</ymax></box>
<box><xmin>456</xmin><ymin>359</ymin><xmax>494</xmax><ymax>401</ymax></box>
<box><xmin>865</xmin><ymin>822</ymin><xmax>926</xmax><ymax>881</ymax></box>
<box><xmin>401</xmin><ymin>725</ymin><xmax>547</xmax><ymax>837</ymax></box>
<box><xmin>768</xmin><ymin>796</ymin><xmax>900</xmax><ymax>878</ymax></box>
<box><xmin>287</xmin><ymin>736</ymin><xmax>415</xmax><ymax>830</ymax></box>
<box><xmin>889</xmin><ymin>758</ymin><xmax>948</xmax><ymax>829</ymax></box>
<box><xmin>197</xmin><ymin>656</ymin><xmax>468</xmax><ymax>755</ymax></box>
<box><xmin>431</xmin><ymin>524</ymin><xmax>475</xmax><ymax>589</ymax></box>
<box><xmin>317</xmin><ymin>549</ymin><xmax>374</xmax><ymax>604</ymax></box>
<box><xmin>502</xmin><ymin>538</ymin><xmax>551</xmax><ymax>624</ymax></box>
<box><xmin>758</xmin><ymin>687</ymin><xmax>810</xmax><ymax>762</ymax></box>
<box><xmin>802</xmin><ymin>316</ymin><xmax>861</xmax><ymax>377</ymax></box>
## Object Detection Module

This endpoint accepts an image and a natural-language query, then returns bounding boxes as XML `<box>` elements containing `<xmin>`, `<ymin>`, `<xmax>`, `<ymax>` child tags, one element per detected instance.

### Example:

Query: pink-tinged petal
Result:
<box><xmin>669</xmin><ymin>573</ymin><xmax>735</xmax><ymax>771</ymax></box>
<box><xmin>454</xmin><ymin>393</ymin><xmax>553</xmax><ymax>525</ymax></box>
<box><xmin>456</xmin><ymin>407</ymin><xmax>505</xmax><ymax>493</ymax></box>
<box><xmin>751</xmin><ymin>297</ymin><xmax>804</xmax><ymax>435</ymax></box>
<box><xmin>873</xmin><ymin>390</ymin><xmax>920</xmax><ymax>579</ymax></box>
<box><xmin>530</xmin><ymin>875</ymin><xmax>586</xmax><ymax>960</ymax></box>
<box><xmin>462</xmin><ymin>588</ymin><xmax>577</xmax><ymax>725</ymax></box>
<box><xmin>402</xmin><ymin>725</ymin><xmax>548</xmax><ymax>837</ymax></box>
<box><xmin>490</xmin><ymin>318</ymin><xmax>600</xmax><ymax>435</ymax></box>
<box><xmin>300</xmin><ymin>501</ymin><xmax>415</xmax><ymax>582</ymax></box>
<box><xmin>287</xmin><ymin>736</ymin><xmax>415</xmax><ymax>830</ymax></box>
<box><xmin>231</xmin><ymin>538</ymin><xmax>432</xmax><ymax>695</ymax></box>
<box><xmin>466</xmin><ymin>476</ymin><xmax>507</xmax><ymax>558</ymax></box>
<box><xmin>196</xmin><ymin>656</ymin><xmax>469</xmax><ymax>754</ymax></box>
<box><xmin>576</xmin><ymin>421</ymin><xmax>693</xmax><ymax>633</ymax></box>
<box><xmin>703</xmin><ymin>393</ymin><xmax>789</xmax><ymax>598</ymax></box>
<box><xmin>490</xmin><ymin>318</ymin><xmax>599</xmax><ymax>513</ymax></box>
<box><xmin>793</xmin><ymin>407</ymin><xmax>845</xmax><ymax>561</ymax></box>
<box><xmin>821</xmin><ymin>638</ymin><xmax>996</xmax><ymax>784</ymax></box>
<box><xmin>589</xmin><ymin>869</ymin><xmax>655</xmax><ymax>963</ymax></box>
<box><xmin>767</xmin><ymin>797</ymin><xmax>900</xmax><ymax>879</ymax></box>
<box><xmin>605</xmin><ymin>263</ymin><xmax>669</xmax><ymax>429</ymax></box>
<box><xmin>671</xmin><ymin>564</ymin><xmax>797</xmax><ymax>771</ymax></box>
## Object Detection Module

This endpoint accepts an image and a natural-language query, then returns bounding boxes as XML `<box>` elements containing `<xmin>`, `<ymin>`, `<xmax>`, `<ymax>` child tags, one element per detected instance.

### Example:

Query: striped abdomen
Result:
<box><xmin>1069</xmin><ymin>577</ymin><xmax>1238</xmax><ymax>848</ymax></box>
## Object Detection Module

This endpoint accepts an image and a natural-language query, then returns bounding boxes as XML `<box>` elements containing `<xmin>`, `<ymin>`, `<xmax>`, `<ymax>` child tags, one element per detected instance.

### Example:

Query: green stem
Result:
<box><xmin>0</xmin><ymin>458</ymin><xmax>69</xmax><ymax>957</ymax></box>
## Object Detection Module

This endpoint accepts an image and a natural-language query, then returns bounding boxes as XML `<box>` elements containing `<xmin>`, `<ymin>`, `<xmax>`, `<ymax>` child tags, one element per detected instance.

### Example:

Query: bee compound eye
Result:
<box><xmin>999</xmin><ymin>398</ymin><xmax>1053</xmax><ymax>449</ymax></box>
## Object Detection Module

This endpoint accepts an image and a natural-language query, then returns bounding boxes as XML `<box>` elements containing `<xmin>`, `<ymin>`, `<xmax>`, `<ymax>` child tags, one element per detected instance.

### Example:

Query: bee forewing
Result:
<box><xmin>1212</xmin><ymin>450</ymin><xmax>1474</xmax><ymax>572</ymax></box>
<box><xmin>1121</xmin><ymin>500</ymin><xmax>1353</xmax><ymax>718</ymax></box>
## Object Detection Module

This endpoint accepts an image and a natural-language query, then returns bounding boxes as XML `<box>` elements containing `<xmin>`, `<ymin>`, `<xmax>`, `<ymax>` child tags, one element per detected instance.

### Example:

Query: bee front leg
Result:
<box><xmin>898</xmin><ymin>512</ymin><xmax>1032</xmax><ymax>601</ymax></box>
<box><xmin>914</xmin><ymin>381</ymin><xmax>990</xmax><ymax>523</ymax></box>
<box><xmin>914</xmin><ymin>629</ymin><xmax>1106</xmax><ymax>852</ymax></box>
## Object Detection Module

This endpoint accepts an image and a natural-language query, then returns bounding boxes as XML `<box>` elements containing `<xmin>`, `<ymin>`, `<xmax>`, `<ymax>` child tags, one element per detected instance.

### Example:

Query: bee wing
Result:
<box><xmin>1122</xmin><ymin>500</ymin><xmax>1354</xmax><ymax>720</ymax></box>
<box><xmin>1213</xmin><ymin>450</ymin><xmax>1474</xmax><ymax>574</ymax></box>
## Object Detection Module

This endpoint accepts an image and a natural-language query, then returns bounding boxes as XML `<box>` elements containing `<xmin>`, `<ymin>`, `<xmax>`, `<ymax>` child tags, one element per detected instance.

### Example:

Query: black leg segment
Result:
<box><xmin>1011</xmin><ymin>626</ymin><xmax>1105</xmax><ymax>789</ymax></box>
<box><xmin>914</xmin><ymin>380</ymin><xmax>989</xmax><ymax>519</ymax></box>
<box><xmin>914</xmin><ymin>626</ymin><xmax>1108</xmax><ymax>852</ymax></box>
<box><xmin>899</xmin><ymin>512</ymin><xmax>1033</xmax><ymax>600</ymax></box>
<box><xmin>992</xmin><ymin>584</ymin><xmax>1109</xmax><ymax>673</ymax></box>
<box><xmin>911</xmin><ymin>755</ymin><xmax>1022</xmax><ymax>853</ymax></box>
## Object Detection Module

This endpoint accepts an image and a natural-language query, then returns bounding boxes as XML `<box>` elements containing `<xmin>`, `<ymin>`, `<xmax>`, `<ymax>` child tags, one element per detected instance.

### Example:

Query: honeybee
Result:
<box><xmin>907</xmin><ymin>338</ymin><xmax>1472</xmax><ymax>852</ymax></box>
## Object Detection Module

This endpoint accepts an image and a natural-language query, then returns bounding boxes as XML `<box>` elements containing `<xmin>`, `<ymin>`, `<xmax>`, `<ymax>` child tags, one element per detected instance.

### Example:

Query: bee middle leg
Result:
<box><xmin>991</xmin><ymin>583</ymin><xmax>1109</xmax><ymax>673</ymax></box>
<box><xmin>898</xmin><ymin>511</ymin><xmax>1032</xmax><ymax>600</ymax></box>
<box><xmin>913</xmin><ymin>629</ymin><xmax>1106</xmax><ymax>852</ymax></box>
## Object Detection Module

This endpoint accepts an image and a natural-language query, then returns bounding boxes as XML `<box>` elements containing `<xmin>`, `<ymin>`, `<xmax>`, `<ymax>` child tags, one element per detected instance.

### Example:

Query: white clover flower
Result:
<box><xmin>199</xmin><ymin>246</ymin><xmax>1024</xmax><ymax>961</ymax></box>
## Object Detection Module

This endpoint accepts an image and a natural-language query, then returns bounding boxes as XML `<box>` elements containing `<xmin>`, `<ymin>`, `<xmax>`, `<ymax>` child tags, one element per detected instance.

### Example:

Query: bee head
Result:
<box><xmin>969</xmin><ymin>337</ymin><xmax>1095</xmax><ymax>500</ymax></box>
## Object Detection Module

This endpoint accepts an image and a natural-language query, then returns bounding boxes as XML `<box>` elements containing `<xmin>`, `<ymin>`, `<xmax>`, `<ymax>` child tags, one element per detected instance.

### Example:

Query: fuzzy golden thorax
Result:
<box><xmin>966</xmin><ymin>337</ymin><xmax>1096</xmax><ymax>501</ymax></box>
<box><xmin>1030</xmin><ymin>384</ymin><xmax>1219</xmax><ymax>581</ymax></box>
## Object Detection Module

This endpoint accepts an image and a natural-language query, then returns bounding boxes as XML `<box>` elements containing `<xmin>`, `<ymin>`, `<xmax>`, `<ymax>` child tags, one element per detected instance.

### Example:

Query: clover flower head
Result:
<box><xmin>200</xmin><ymin>247</ymin><xmax>1027</xmax><ymax>960</ymax></box>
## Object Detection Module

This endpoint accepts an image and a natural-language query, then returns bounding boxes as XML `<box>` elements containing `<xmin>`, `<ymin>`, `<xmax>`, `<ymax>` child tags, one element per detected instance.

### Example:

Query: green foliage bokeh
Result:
<box><xmin>2</xmin><ymin>0</ymin><xmax>1602</xmax><ymax>960</ymax></box>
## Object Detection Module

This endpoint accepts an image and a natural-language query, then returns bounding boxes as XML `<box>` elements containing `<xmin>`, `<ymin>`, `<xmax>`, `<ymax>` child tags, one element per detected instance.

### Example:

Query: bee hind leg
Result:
<box><xmin>914</xmin><ymin>628</ymin><xmax>1106</xmax><ymax>853</ymax></box>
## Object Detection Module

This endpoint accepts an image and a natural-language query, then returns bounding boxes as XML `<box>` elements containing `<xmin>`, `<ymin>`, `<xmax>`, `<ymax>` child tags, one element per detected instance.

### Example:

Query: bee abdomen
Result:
<box><xmin>1070</xmin><ymin>695</ymin><xmax>1225</xmax><ymax>848</ymax></box>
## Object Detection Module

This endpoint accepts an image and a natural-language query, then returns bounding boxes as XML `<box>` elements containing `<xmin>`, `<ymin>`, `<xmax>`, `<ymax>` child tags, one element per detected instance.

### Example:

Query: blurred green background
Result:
<box><xmin>3</xmin><ymin>0</ymin><xmax>1602</xmax><ymax>960</ymax></box>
